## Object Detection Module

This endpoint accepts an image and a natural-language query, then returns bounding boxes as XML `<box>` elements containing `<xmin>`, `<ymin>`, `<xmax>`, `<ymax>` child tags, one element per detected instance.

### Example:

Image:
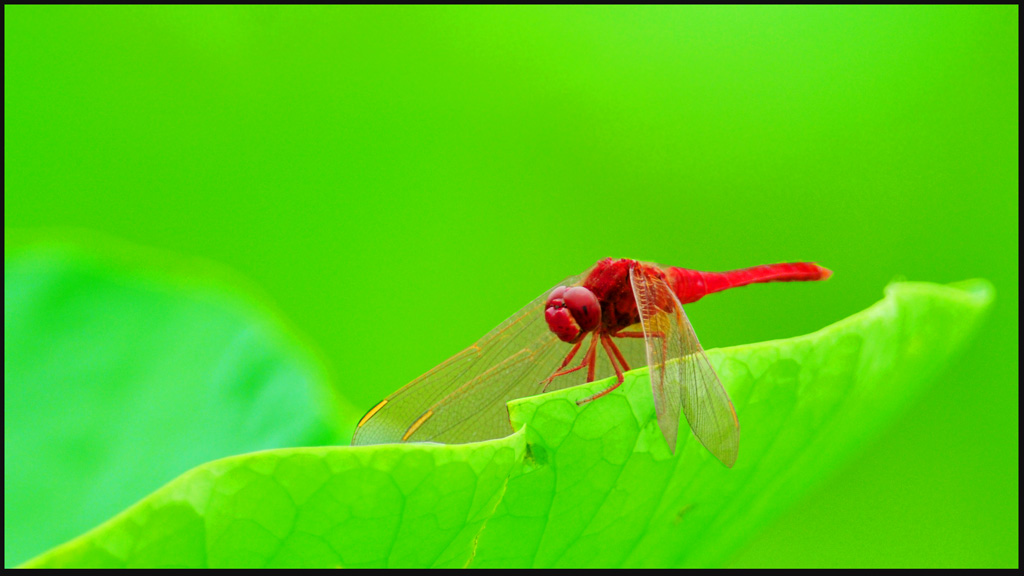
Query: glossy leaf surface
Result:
<box><xmin>20</xmin><ymin>277</ymin><xmax>992</xmax><ymax>567</ymax></box>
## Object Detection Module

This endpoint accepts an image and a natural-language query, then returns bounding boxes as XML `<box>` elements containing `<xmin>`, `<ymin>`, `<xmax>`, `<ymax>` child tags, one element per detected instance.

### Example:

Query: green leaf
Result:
<box><xmin>19</xmin><ymin>278</ymin><xmax>992</xmax><ymax>568</ymax></box>
<box><xmin>21</xmin><ymin>433</ymin><xmax>526</xmax><ymax>568</ymax></box>
<box><xmin>4</xmin><ymin>243</ymin><xmax>350</xmax><ymax>567</ymax></box>
<box><xmin>472</xmin><ymin>280</ymin><xmax>995</xmax><ymax>567</ymax></box>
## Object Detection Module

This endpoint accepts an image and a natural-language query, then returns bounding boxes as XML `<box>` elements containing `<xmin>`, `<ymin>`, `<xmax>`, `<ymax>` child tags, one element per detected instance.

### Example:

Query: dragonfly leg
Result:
<box><xmin>545</xmin><ymin>333</ymin><xmax>599</xmax><ymax>388</ymax></box>
<box><xmin>599</xmin><ymin>334</ymin><xmax>626</xmax><ymax>382</ymax></box>
<box><xmin>543</xmin><ymin>339</ymin><xmax>583</xmax><ymax>392</ymax></box>
<box><xmin>577</xmin><ymin>382</ymin><xmax>623</xmax><ymax>405</ymax></box>
<box><xmin>617</xmin><ymin>329</ymin><xmax>668</xmax><ymax>374</ymax></box>
<box><xmin>577</xmin><ymin>334</ymin><xmax>627</xmax><ymax>405</ymax></box>
<box><xmin>586</xmin><ymin>332</ymin><xmax>598</xmax><ymax>382</ymax></box>
<box><xmin>603</xmin><ymin>335</ymin><xmax>631</xmax><ymax>371</ymax></box>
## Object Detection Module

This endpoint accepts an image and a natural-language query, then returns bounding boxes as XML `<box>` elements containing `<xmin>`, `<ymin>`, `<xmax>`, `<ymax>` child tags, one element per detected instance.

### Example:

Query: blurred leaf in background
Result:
<box><xmin>4</xmin><ymin>240</ymin><xmax>352</xmax><ymax>566</ymax></box>
<box><xmin>4</xmin><ymin>5</ymin><xmax>1017</xmax><ymax>568</ymax></box>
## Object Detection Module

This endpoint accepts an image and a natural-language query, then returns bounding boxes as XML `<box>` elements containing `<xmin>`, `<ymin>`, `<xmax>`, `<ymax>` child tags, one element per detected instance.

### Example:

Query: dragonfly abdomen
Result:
<box><xmin>668</xmin><ymin>262</ymin><xmax>831</xmax><ymax>304</ymax></box>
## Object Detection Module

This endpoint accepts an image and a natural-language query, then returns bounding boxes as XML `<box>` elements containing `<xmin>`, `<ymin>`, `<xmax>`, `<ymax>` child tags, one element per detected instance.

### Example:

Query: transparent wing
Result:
<box><xmin>629</xmin><ymin>264</ymin><xmax>740</xmax><ymax>466</ymax></box>
<box><xmin>353</xmin><ymin>270</ymin><xmax>597</xmax><ymax>446</ymax></box>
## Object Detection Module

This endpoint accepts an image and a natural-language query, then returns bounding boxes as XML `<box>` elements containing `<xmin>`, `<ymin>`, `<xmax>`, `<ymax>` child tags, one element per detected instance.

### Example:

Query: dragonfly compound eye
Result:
<box><xmin>545</xmin><ymin>286</ymin><xmax>601</xmax><ymax>343</ymax></box>
<box><xmin>545</xmin><ymin>286</ymin><xmax>579</xmax><ymax>343</ymax></box>
<box><xmin>545</xmin><ymin>286</ymin><xmax>568</xmax><ymax>307</ymax></box>
<box><xmin>563</xmin><ymin>287</ymin><xmax>601</xmax><ymax>332</ymax></box>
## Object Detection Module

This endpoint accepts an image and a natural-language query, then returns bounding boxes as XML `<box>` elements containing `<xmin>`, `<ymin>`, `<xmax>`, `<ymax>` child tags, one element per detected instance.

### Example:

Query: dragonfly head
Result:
<box><xmin>545</xmin><ymin>286</ymin><xmax>601</xmax><ymax>343</ymax></box>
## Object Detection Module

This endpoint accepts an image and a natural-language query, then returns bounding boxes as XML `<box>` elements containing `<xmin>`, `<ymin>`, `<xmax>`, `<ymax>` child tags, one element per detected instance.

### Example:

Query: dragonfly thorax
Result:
<box><xmin>581</xmin><ymin>258</ymin><xmax>647</xmax><ymax>335</ymax></box>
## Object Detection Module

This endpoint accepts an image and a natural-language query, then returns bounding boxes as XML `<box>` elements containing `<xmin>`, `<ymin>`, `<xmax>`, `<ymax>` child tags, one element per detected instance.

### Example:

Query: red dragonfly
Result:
<box><xmin>352</xmin><ymin>259</ymin><xmax>831</xmax><ymax>467</ymax></box>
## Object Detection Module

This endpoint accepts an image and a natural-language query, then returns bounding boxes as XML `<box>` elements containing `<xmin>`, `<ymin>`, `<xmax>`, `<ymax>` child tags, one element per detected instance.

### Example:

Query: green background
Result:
<box><xmin>4</xmin><ymin>6</ymin><xmax>1017</xmax><ymax>568</ymax></box>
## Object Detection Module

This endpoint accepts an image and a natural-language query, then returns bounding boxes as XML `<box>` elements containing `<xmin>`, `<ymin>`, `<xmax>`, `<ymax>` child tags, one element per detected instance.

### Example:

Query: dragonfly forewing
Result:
<box><xmin>352</xmin><ymin>272</ymin><xmax>588</xmax><ymax>446</ymax></box>
<box><xmin>630</xmin><ymin>265</ymin><xmax>740</xmax><ymax>466</ymax></box>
